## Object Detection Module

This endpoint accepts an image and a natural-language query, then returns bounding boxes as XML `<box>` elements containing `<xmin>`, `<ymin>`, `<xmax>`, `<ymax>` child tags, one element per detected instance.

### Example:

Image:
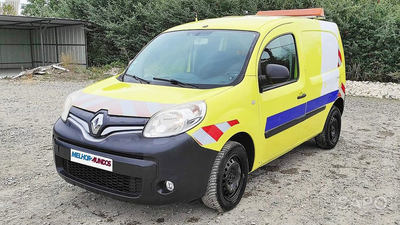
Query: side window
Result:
<box><xmin>259</xmin><ymin>34</ymin><xmax>298</xmax><ymax>90</ymax></box>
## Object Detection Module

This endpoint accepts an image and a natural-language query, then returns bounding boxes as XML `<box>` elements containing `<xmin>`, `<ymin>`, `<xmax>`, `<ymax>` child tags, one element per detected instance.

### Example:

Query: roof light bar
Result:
<box><xmin>256</xmin><ymin>8</ymin><xmax>325</xmax><ymax>18</ymax></box>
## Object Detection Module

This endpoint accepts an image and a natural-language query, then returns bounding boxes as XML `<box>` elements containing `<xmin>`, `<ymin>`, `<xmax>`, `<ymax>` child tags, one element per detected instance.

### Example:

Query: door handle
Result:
<box><xmin>297</xmin><ymin>93</ymin><xmax>307</xmax><ymax>99</ymax></box>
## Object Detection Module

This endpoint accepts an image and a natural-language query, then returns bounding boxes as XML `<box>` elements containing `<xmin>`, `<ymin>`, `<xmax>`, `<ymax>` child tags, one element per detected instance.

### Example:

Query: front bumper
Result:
<box><xmin>53</xmin><ymin>118</ymin><xmax>217</xmax><ymax>205</ymax></box>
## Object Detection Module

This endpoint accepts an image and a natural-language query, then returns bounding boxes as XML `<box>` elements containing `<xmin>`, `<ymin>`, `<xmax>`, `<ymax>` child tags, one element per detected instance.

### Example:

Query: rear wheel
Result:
<box><xmin>315</xmin><ymin>105</ymin><xmax>342</xmax><ymax>149</ymax></box>
<box><xmin>202</xmin><ymin>141</ymin><xmax>249</xmax><ymax>212</ymax></box>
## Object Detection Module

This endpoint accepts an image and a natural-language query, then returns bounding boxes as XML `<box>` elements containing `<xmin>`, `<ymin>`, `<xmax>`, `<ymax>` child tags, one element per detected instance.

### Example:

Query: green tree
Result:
<box><xmin>22</xmin><ymin>0</ymin><xmax>70</xmax><ymax>17</ymax></box>
<box><xmin>22</xmin><ymin>0</ymin><xmax>400</xmax><ymax>81</ymax></box>
<box><xmin>1</xmin><ymin>3</ymin><xmax>17</xmax><ymax>15</ymax></box>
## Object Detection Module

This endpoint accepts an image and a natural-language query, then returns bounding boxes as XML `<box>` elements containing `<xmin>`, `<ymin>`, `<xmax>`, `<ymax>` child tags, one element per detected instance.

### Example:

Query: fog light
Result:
<box><xmin>165</xmin><ymin>181</ymin><xmax>174</xmax><ymax>191</ymax></box>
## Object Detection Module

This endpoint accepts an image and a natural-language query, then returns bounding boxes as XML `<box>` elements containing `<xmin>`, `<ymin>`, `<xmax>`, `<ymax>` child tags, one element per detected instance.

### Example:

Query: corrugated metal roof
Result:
<box><xmin>0</xmin><ymin>15</ymin><xmax>86</xmax><ymax>30</ymax></box>
<box><xmin>0</xmin><ymin>15</ymin><xmax>87</xmax><ymax>68</ymax></box>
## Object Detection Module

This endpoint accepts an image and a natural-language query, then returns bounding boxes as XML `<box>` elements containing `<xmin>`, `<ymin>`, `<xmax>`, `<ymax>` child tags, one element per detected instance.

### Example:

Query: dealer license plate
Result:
<box><xmin>70</xmin><ymin>149</ymin><xmax>113</xmax><ymax>172</ymax></box>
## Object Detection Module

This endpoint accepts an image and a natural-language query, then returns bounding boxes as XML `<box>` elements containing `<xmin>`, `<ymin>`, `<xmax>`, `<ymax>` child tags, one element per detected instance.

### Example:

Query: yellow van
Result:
<box><xmin>53</xmin><ymin>8</ymin><xmax>346</xmax><ymax>212</ymax></box>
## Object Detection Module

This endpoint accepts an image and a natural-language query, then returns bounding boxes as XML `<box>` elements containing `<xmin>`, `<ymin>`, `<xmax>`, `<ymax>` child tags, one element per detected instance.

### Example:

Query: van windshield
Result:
<box><xmin>124</xmin><ymin>30</ymin><xmax>258</xmax><ymax>88</ymax></box>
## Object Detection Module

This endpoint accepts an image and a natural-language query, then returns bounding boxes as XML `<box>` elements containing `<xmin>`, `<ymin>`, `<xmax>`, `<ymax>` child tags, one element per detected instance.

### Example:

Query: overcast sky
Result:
<box><xmin>0</xmin><ymin>0</ymin><xmax>28</xmax><ymax>3</ymax></box>
<box><xmin>0</xmin><ymin>0</ymin><xmax>29</xmax><ymax>15</ymax></box>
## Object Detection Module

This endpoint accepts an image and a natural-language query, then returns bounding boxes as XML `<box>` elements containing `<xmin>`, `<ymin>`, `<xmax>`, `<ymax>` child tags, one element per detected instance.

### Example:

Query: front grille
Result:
<box><xmin>63</xmin><ymin>159</ymin><xmax>142</xmax><ymax>197</ymax></box>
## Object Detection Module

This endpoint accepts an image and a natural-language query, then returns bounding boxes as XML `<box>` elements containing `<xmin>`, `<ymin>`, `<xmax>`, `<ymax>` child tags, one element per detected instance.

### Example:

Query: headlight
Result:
<box><xmin>61</xmin><ymin>90</ymin><xmax>82</xmax><ymax>122</ymax></box>
<box><xmin>143</xmin><ymin>101</ymin><xmax>206</xmax><ymax>138</ymax></box>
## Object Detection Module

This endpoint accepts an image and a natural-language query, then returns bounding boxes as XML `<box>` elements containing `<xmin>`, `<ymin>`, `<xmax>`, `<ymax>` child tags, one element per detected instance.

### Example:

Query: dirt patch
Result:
<box><xmin>186</xmin><ymin>217</ymin><xmax>200</xmax><ymax>223</ymax></box>
<box><xmin>279</xmin><ymin>168</ymin><xmax>299</xmax><ymax>175</ymax></box>
<box><xmin>265</xmin><ymin>165</ymin><xmax>280</xmax><ymax>172</ymax></box>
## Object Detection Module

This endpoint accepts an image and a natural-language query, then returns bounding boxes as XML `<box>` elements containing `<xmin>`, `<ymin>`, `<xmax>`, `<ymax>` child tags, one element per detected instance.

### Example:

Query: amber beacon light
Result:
<box><xmin>256</xmin><ymin>8</ymin><xmax>325</xmax><ymax>18</ymax></box>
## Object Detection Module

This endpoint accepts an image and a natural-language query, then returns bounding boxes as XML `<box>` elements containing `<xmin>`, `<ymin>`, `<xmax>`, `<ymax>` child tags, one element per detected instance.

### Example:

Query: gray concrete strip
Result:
<box><xmin>0</xmin><ymin>69</ymin><xmax>22</xmax><ymax>78</ymax></box>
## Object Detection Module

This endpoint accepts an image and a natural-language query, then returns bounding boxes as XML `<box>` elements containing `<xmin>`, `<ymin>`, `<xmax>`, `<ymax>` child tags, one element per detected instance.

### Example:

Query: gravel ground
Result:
<box><xmin>0</xmin><ymin>78</ymin><xmax>399</xmax><ymax>225</ymax></box>
<box><xmin>346</xmin><ymin>81</ymin><xmax>400</xmax><ymax>100</ymax></box>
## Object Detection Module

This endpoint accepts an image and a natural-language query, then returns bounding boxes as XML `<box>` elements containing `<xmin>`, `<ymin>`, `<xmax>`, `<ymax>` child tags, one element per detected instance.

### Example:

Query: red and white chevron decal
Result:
<box><xmin>338</xmin><ymin>83</ymin><xmax>345</xmax><ymax>98</ymax></box>
<box><xmin>192</xmin><ymin>120</ymin><xmax>239</xmax><ymax>145</ymax></box>
<box><xmin>338</xmin><ymin>48</ymin><xmax>343</xmax><ymax>67</ymax></box>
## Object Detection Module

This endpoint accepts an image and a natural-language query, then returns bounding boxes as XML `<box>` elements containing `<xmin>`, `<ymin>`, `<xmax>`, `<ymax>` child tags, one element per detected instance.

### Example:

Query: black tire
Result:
<box><xmin>315</xmin><ymin>105</ymin><xmax>342</xmax><ymax>149</ymax></box>
<box><xmin>201</xmin><ymin>141</ymin><xmax>249</xmax><ymax>212</ymax></box>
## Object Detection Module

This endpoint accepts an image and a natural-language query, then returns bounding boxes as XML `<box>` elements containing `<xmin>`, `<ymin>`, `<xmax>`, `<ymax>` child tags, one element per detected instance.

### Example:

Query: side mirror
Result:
<box><xmin>266</xmin><ymin>64</ymin><xmax>290</xmax><ymax>84</ymax></box>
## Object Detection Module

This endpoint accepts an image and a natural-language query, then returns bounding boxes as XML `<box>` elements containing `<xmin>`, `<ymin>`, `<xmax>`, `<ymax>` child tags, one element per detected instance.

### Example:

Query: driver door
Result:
<box><xmin>257</xmin><ymin>24</ymin><xmax>307</xmax><ymax>164</ymax></box>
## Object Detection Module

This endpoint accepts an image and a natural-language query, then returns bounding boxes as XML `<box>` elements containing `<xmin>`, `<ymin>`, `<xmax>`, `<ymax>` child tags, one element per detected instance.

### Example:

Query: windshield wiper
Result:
<box><xmin>129</xmin><ymin>75</ymin><xmax>150</xmax><ymax>84</ymax></box>
<box><xmin>153</xmin><ymin>77</ymin><xmax>198</xmax><ymax>88</ymax></box>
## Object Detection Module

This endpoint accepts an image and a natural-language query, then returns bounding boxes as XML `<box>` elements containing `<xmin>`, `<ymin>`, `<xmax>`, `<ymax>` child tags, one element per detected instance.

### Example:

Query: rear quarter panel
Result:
<box><xmin>298</xmin><ymin>20</ymin><xmax>345</xmax><ymax>140</ymax></box>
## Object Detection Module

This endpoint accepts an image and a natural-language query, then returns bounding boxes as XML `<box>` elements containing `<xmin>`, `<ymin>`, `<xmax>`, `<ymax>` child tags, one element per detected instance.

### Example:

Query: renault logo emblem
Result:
<box><xmin>91</xmin><ymin>114</ymin><xmax>104</xmax><ymax>135</ymax></box>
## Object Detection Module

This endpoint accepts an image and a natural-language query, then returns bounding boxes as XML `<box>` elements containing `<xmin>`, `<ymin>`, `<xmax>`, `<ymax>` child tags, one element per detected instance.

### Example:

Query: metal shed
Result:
<box><xmin>0</xmin><ymin>15</ymin><xmax>87</xmax><ymax>70</ymax></box>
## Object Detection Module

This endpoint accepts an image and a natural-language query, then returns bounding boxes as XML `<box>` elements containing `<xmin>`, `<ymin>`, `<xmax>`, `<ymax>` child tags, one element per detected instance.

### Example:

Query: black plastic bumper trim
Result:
<box><xmin>53</xmin><ymin>118</ymin><xmax>218</xmax><ymax>205</ymax></box>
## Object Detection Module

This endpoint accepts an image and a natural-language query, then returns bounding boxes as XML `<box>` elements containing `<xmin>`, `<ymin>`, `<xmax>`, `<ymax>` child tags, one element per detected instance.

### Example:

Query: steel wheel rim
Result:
<box><xmin>222</xmin><ymin>155</ymin><xmax>243</xmax><ymax>202</ymax></box>
<box><xmin>329</xmin><ymin>115</ymin><xmax>339</xmax><ymax>143</ymax></box>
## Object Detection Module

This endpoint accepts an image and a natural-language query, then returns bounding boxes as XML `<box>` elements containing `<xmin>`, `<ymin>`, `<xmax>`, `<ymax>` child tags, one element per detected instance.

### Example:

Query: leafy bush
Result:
<box><xmin>325</xmin><ymin>0</ymin><xmax>400</xmax><ymax>81</ymax></box>
<box><xmin>23</xmin><ymin>0</ymin><xmax>400</xmax><ymax>82</ymax></box>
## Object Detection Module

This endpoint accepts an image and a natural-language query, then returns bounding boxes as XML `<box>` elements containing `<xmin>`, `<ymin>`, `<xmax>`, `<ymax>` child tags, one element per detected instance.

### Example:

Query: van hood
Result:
<box><xmin>71</xmin><ymin>77</ymin><xmax>231</xmax><ymax>117</ymax></box>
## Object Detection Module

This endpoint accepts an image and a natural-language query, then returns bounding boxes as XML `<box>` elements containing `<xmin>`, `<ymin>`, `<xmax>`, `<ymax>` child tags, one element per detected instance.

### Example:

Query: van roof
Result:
<box><xmin>167</xmin><ymin>8</ymin><xmax>327</xmax><ymax>33</ymax></box>
<box><xmin>166</xmin><ymin>16</ymin><xmax>297</xmax><ymax>32</ymax></box>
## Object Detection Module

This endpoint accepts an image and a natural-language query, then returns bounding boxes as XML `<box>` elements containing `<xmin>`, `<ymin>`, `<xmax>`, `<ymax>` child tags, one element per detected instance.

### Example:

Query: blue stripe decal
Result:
<box><xmin>306</xmin><ymin>90</ymin><xmax>339</xmax><ymax>113</ymax></box>
<box><xmin>265</xmin><ymin>103</ymin><xmax>306</xmax><ymax>132</ymax></box>
<box><xmin>265</xmin><ymin>90</ymin><xmax>338</xmax><ymax>132</ymax></box>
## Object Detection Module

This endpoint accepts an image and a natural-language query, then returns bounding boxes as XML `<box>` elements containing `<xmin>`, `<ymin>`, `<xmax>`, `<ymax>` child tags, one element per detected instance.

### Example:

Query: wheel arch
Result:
<box><xmin>334</xmin><ymin>97</ymin><xmax>344</xmax><ymax>114</ymax></box>
<box><xmin>229</xmin><ymin>132</ymin><xmax>255</xmax><ymax>171</ymax></box>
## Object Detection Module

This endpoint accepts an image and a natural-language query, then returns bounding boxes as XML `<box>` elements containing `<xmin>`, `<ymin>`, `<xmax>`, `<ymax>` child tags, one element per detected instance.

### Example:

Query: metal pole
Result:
<box><xmin>29</xmin><ymin>29</ymin><xmax>34</xmax><ymax>68</ymax></box>
<box><xmin>39</xmin><ymin>20</ymin><xmax>51</xmax><ymax>66</ymax></box>
<box><xmin>40</xmin><ymin>23</ymin><xmax>44</xmax><ymax>66</ymax></box>
<box><xmin>55</xmin><ymin>27</ymin><xmax>59</xmax><ymax>63</ymax></box>
<box><xmin>0</xmin><ymin>42</ymin><xmax>2</xmax><ymax>69</ymax></box>
<box><xmin>84</xmin><ymin>25</ymin><xmax>88</xmax><ymax>68</ymax></box>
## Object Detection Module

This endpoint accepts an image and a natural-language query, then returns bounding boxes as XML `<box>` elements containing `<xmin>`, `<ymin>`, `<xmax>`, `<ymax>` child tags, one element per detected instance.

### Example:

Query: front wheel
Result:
<box><xmin>315</xmin><ymin>105</ymin><xmax>342</xmax><ymax>149</ymax></box>
<box><xmin>201</xmin><ymin>141</ymin><xmax>249</xmax><ymax>212</ymax></box>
